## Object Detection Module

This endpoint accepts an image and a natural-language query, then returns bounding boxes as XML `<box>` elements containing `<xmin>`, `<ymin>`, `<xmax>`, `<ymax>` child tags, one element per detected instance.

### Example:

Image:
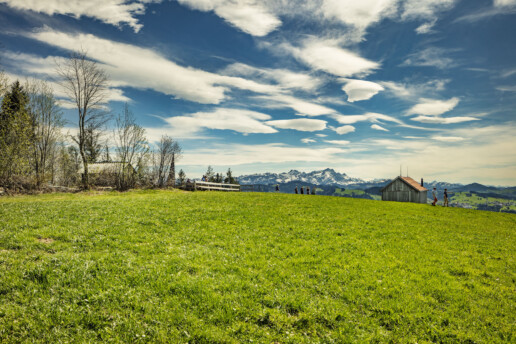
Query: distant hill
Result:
<box><xmin>454</xmin><ymin>183</ymin><xmax>500</xmax><ymax>192</ymax></box>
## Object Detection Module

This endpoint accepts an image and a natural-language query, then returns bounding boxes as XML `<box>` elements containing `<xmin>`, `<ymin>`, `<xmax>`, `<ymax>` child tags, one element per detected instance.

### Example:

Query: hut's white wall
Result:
<box><xmin>382</xmin><ymin>179</ymin><xmax>426</xmax><ymax>204</ymax></box>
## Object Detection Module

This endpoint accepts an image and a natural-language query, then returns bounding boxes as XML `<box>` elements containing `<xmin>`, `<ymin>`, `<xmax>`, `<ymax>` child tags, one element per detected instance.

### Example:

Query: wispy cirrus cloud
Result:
<box><xmin>266</xmin><ymin>118</ymin><xmax>327</xmax><ymax>132</ymax></box>
<box><xmin>379</xmin><ymin>79</ymin><xmax>449</xmax><ymax>99</ymax></box>
<box><xmin>432</xmin><ymin>135</ymin><xmax>465</xmax><ymax>142</ymax></box>
<box><xmin>0</xmin><ymin>0</ymin><xmax>152</xmax><ymax>32</ymax></box>
<box><xmin>278</xmin><ymin>37</ymin><xmax>380</xmax><ymax>78</ymax></box>
<box><xmin>402</xmin><ymin>47</ymin><xmax>458</xmax><ymax>69</ymax></box>
<box><xmin>173</xmin><ymin>0</ymin><xmax>459</xmax><ymax>39</ymax></box>
<box><xmin>221</xmin><ymin>62</ymin><xmax>324</xmax><ymax>92</ymax></box>
<box><xmin>371</xmin><ymin>124</ymin><xmax>389</xmax><ymax>131</ymax></box>
<box><xmin>324</xmin><ymin>140</ymin><xmax>350</xmax><ymax>145</ymax></box>
<box><xmin>411</xmin><ymin>115</ymin><xmax>479</xmax><ymax>124</ymax></box>
<box><xmin>162</xmin><ymin>108</ymin><xmax>277</xmax><ymax>135</ymax></box>
<box><xmin>1</xmin><ymin>67</ymin><xmax>131</xmax><ymax>109</ymax></box>
<box><xmin>176</xmin><ymin>0</ymin><xmax>281</xmax><ymax>37</ymax></box>
<box><xmin>21</xmin><ymin>29</ymin><xmax>289</xmax><ymax>105</ymax></box>
<box><xmin>253</xmin><ymin>93</ymin><xmax>337</xmax><ymax>117</ymax></box>
<box><xmin>455</xmin><ymin>0</ymin><xmax>516</xmax><ymax>23</ymax></box>
<box><xmin>181</xmin><ymin>142</ymin><xmax>346</xmax><ymax>165</ymax></box>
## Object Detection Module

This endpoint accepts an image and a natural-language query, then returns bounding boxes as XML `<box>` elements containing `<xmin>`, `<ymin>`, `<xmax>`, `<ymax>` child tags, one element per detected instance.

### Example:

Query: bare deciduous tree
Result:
<box><xmin>0</xmin><ymin>70</ymin><xmax>8</xmax><ymax>98</ymax></box>
<box><xmin>25</xmin><ymin>79</ymin><xmax>64</xmax><ymax>188</ymax></box>
<box><xmin>155</xmin><ymin>135</ymin><xmax>181</xmax><ymax>187</ymax></box>
<box><xmin>56</xmin><ymin>50</ymin><xmax>110</xmax><ymax>189</ymax></box>
<box><xmin>114</xmin><ymin>104</ymin><xmax>149</xmax><ymax>190</ymax></box>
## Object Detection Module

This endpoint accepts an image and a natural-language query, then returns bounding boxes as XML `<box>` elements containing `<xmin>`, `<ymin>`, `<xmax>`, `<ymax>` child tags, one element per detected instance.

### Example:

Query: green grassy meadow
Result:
<box><xmin>0</xmin><ymin>190</ymin><xmax>515</xmax><ymax>343</ymax></box>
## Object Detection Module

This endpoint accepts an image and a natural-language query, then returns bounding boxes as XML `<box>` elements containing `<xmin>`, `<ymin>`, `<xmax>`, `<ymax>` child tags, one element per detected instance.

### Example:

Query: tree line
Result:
<box><xmin>0</xmin><ymin>51</ymin><xmax>185</xmax><ymax>193</ymax></box>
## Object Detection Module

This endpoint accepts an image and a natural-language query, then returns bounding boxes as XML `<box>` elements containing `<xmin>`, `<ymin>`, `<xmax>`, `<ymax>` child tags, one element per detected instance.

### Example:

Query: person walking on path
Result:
<box><xmin>443</xmin><ymin>188</ymin><xmax>449</xmax><ymax>207</ymax></box>
<box><xmin>275</xmin><ymin>184</ymin><xmax>280</xmax><ymax>192</ymax></box>
<box><xmin>432</xmin><ymin>187</ymin><xmax>438</xmax><ymax>206</ymax></box>
<box><xmin>306</xmin><ymin>186</ymin><xmax>310</xmax><ymax>195</ymax></box>
<box><xmin>300</xmin><ymin>186</ymin><xmax>304</xmax><ymax>195</ymax></box>
<box><xmin>295</xmin><ymin>186</ymin><xmax>298</xmax><ymax>194</ymax></box>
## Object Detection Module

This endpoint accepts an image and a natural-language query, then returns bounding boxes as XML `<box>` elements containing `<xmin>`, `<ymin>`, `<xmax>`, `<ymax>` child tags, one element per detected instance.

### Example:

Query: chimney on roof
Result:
<box><xmin>421</xmin><ymin>178</ymin><xmax>424</xmax><ymax>187</ymax></box>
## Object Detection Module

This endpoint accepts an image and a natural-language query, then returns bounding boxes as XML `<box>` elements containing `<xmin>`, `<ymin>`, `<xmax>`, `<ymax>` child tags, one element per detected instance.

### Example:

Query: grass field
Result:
<box><xmin>0</xmin><ymin>190</ymin><xmax>515</xmax><ymax>343</ymax></box>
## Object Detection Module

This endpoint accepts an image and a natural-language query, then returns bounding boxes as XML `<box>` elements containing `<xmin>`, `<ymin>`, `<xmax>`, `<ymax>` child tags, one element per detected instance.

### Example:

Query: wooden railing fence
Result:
<box><xmin>184</xmin><ymin>181</ymin><xmax>240</xmax><ymax>192</ymax></box>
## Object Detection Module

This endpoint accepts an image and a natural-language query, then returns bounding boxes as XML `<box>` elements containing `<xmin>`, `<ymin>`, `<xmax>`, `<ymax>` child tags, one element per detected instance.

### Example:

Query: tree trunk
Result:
<box><xmin>167</xmin><ymin>153</ymin><xmax>175</xmax><ymax>187</ymax></box>
<box><xmin>80</xmin><ymin>143</ymin><xmax>89</xmax><ymax>190</ymax></box>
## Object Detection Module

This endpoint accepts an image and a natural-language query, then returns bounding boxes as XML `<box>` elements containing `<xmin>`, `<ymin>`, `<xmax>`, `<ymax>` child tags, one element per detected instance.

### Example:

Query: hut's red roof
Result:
<box><xmin>400</xmin><ymin>176</ymin><xmax>428</xmax><ymax>192</ymax></box>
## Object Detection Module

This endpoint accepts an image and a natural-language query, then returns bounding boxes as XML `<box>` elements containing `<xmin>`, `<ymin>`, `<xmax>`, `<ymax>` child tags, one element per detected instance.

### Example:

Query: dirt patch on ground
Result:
<box><xmin>38</xmin><ymin>238</ymin><xmax>54</xmax><ymax>244</ymax></box>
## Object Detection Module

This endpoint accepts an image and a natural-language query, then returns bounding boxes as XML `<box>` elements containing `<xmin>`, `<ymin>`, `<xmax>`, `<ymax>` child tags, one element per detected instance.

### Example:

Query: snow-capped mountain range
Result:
<box><xmin>238</xmin><ymin>168</ymin><xmax>380</xmax><ymax>187</ymax></box>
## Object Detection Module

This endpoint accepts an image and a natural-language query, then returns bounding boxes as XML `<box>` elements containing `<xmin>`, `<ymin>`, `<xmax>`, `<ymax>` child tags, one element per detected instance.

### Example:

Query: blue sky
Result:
<box><xmin>0</xmin><ymin>0</ymin><xmax>515</xmax><ymax>185</ymax></box>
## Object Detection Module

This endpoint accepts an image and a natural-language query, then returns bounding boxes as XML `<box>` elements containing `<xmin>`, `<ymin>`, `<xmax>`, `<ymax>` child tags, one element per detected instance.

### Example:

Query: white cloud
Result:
<box><xmin>24</xmin><ymin>29</ymin><xmax>286</xmax><ymax>105</ymax></box>
<box><xmin>281</xmin><ymin>38</ymin><xmax>380</xmax><ymax>78</ymax></box>
<box><xmin>176</xmin><ymin>0</ymin><xmax>281</xmax><ymax>36</ymax></box>
<box><xmin>301</xmin><ymin>138</ymin><xmax>316</xmax><ymax>144</ymax></box>
<box><xmin>324</xmin><ymin>140</ymin><xmax>350</xmax><ymax>145</ymax></box>
<box><xmin>332</xmin><ymin>125</ymin><xmax>356</xmax><ymax>135</ymax></box>
<box><xmin>411</xmin><ymin>115</ymin><xmax>479</xmax><ymax>124</ymax></box>
<box><xmin>163</xmin><ymin>108</ymin><xmax>277</xmax><ymax>135</ymax></box>
<box><xmin>319</xmin><ymin>0</ymin><xmax>457</xmax><ymax>38</ymax></box>
<box><xmin>181</xmin><ymin>143</ymin><xmax>346</xmax><ymax>166</ymax></box>
<box><xmin>494</xmin><ymin>0</ymin><xmax>516</xmax><ymax>7</ymax></box>
<box><xmin>415</xmin><ymin>19</ymin><xmax>437</xmax><ymax>34</ymax></box>
<box><xmin>266</xmin><ymin>118</ymin><xmax>327</xmax><ymax>132</ymax></box>
<box><xmin>341</xmin><ymin>79</ymin><xmax>384</xmax><ymax>102</ymax></box>
<box><xmin>320</xmin><ymin>0</ymin><xmax>397</xmax><ymax>30</ymax></box>
<box><xmin>222</xmin><ymin>62</ymin><xmax>323</xmax><ymax>92</ymax></box>
<box><xmin>500</xmin><ymin>69</ymin><xmax>516</xmax><ymax>78</ymax></box>
<box><xmin>380</xmin><ymin>79</ymin><xmax>449</xmax><ymax>99</ymax></box>
<box><xmin>332</xmin><ymin>112</ymin><xmax>401</xmax><ymax>125</ymax></box>
<box><xmin>340</xmin><ymin>125</ymin><xmax>516</xmax><ymax>184</ymax></box>
<box><xmin>371</xmin><ymin>124</ymin><xmax>389</xmax><ymax>131</ymax></box>
<box><xmin>402</xmin><ymin>47</ymin><xmax>457</xmax><ymax>69</ymax></box>
<box><xmin>2</xmin><ymin>69</ymin><xmax>130</xmax><ymax>108</ymax></box>
<box><xmin>332</xmin><ymin>112</ymin><xmax>433</xmax><ymax>130</ymax></box>
<box><xmin>254</xmin><ymin>94</ymin><xmax>337</xmax><ymax>117</ymax></box>
<box><xmin>432</xmin><ymin>136</ymin><xmax>465</xmax><ymax>142</ymax></box>
<box><xmin>0</xmin><ymin>0</ymin><xmax>150</xmax><ymax>32</ymax></box>
<box><xmin>455</xmin><ymin>3</ymin><xmax>516</xmax><ymax>22</ymax></box>
<box><xmin>406</xmin><ymin>97</ymin><xmax>460</xmax><ymax>116</ymax></box>
<box><xmin>401</xmin><ymin>0</ymin><xmax>456</xmax><ymax>20</ymax></box>
<box><xmin>497</xmin><ymin>85</ymin><xmax>516</xmax><ymax>92</ymax></box>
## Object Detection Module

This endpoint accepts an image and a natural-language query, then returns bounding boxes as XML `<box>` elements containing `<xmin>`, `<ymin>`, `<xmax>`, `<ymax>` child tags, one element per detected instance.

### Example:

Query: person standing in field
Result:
<box><xmin>300</xmin><ymin>186</ymin><xmax>304</xmax><ymax>194</ymax></box>
<box><xmin>311</xmin><ymin>187</ymin><xmax>316</xmax><ymax>195</ymax></box>
<box><xmin>306</xmin><ymin>186</ymin><xmax>310</xmax><ymax>195</ymax></box>
<box><xmin>275</xmin><ymin>184</ymin><xmax>280</xmax><ymax>192</ymax></box>
<box><xmin>443</xmin><ymin>188</ymin><xmax>449</xmax><ymax>207</ymax></box>
<box><xmin>295</xmin><ymin>186</ymin><xmax>298</xmax><ymax>194</ymax></box>
<box><xmin>432</xmin><ymin>187</ymin><xmax>438</xmax><ymax>206</ymax></box>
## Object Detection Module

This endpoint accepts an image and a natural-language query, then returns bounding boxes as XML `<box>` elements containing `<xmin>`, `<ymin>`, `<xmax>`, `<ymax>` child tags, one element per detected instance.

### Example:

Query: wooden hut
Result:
<box><xmin>381</xmin><ymin>176</ymin><xmax>427</xmax><ymax>204</ymax></box>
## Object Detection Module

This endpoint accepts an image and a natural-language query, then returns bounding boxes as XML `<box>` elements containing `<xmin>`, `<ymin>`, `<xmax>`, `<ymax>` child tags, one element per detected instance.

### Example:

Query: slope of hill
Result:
<box><xmin>0</xmin><ymin>190</ymin><xmax>514</xmax><ymax>343</ymax></box>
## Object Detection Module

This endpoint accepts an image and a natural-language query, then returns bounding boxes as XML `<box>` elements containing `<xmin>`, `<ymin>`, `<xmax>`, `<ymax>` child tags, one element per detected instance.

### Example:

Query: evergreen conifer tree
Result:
<box><xmin>0</xmin><ymin>81</ymin><xmax>34</xmax><ymax>188</ymax></box>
